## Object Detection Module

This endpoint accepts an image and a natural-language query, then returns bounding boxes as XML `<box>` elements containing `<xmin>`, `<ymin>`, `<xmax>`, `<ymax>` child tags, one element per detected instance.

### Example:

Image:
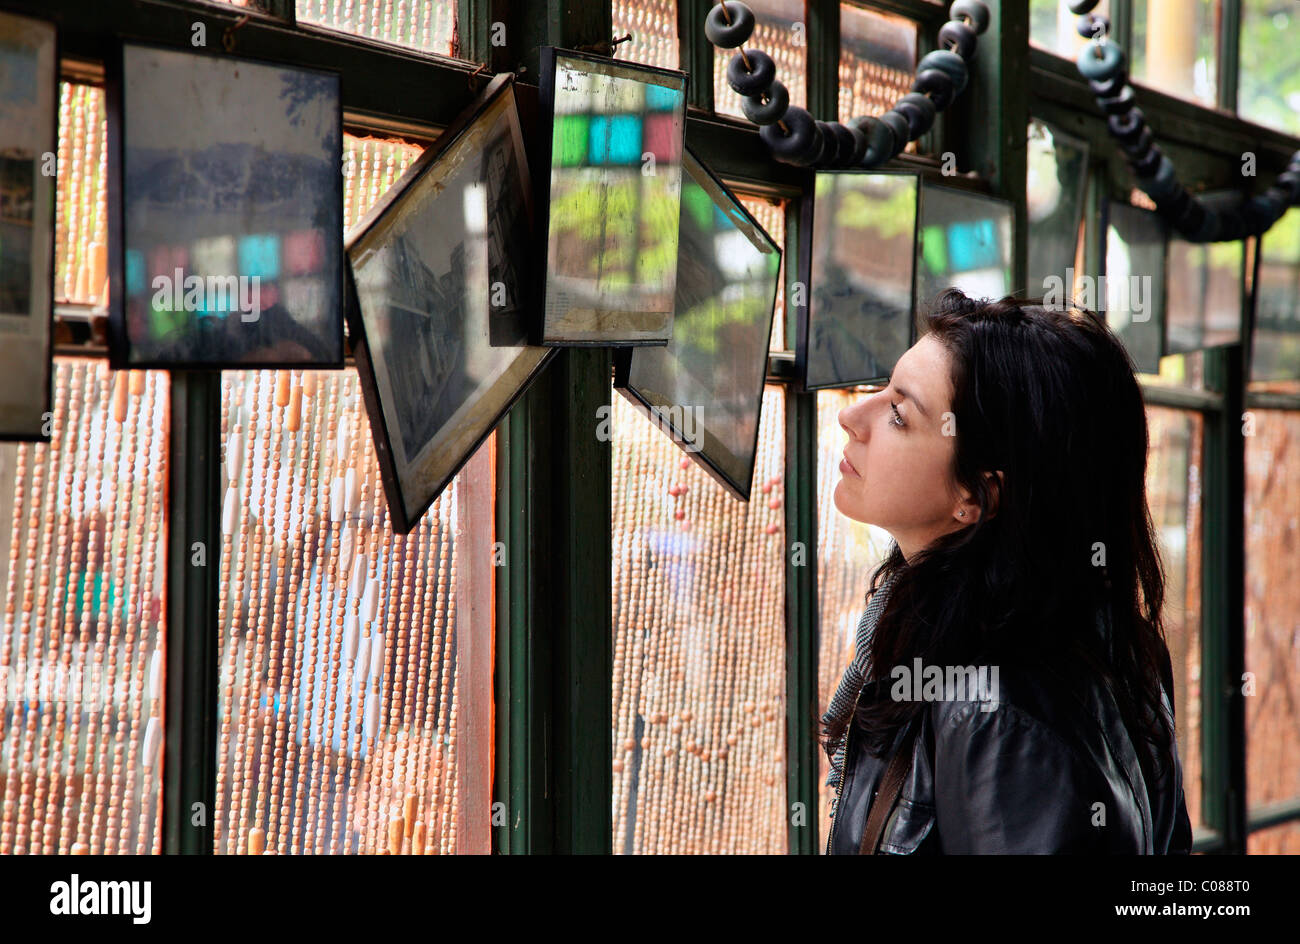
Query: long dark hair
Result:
<box><xmin>822</xmin><ymin>288</ymin><xmax>1177</xmax><ymax>792</ymax></box>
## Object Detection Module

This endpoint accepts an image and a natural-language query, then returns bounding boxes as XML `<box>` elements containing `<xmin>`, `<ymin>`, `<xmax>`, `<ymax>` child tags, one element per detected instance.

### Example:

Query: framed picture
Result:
<box><xmin>1165</xmin><ymin>190</ymin><xmax>1245</xmax><ymax>355</ymax></box>
<box><xmin>535</xmin><ymin>46</ymin><xmax>688</xmax><ymax>346</ymax></box>
<box><xmin>1105</xmin><ymin>200</ymin><xmax>1167</xmax><ymax>375</ymax></box>
<box><xmin>915</xmin><ymin>181</ymin><xmax>1015</xmax><ymax>314</ymax></box>
<box><xmin>1027</xmin><ymin>117</ymin><xmax>1089</xmax><ymax>297</ymax></box>
<box><xmin>346</xmin><ymin>73</ymin><xmax>556</xmax><ymax>533</ymax></box>
<box><xmin>0</xmin><ymin>11</ymin><xmax>56</xmax><ymax>441</ymax></box>
<box><xmin>107</xmin><ymin>42</ymin><xmax>343</xmax><ymax>368</ymax></box>
<box><xmin>613</xmin><ymin>147</ymin><xmax>780</xmax><ymax>500</ymax></box>
<box><xmin>802</xmin><ymin>169</ymin><xmax>920</xmax><ymax>389</ymax></box>
<box><xmin>1251</xmin><ymin>205</ymin><xmax>1300</xmax><ymax>384</ymax></box>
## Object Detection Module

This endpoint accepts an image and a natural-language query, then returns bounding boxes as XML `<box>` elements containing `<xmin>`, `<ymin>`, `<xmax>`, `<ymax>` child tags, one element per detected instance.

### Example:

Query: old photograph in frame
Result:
<box><xmin>107</xmin><ymin>41</ymin><xmax>343</xmax><ymax>368</ymax></box>
<box><xmin>0</xmin><ymin>11</ymin><xmax>56</xmax><ymax>440</ymax></box>
<box><xmin>346</xmin><ymin>74</ymin><xmax>555</xmax><ymax>533</ymax></box>
<box><xmin>613</xmin><ymin>147</ymin><xmax>780</xmax><ymax>500</ymax></box>
<box><xmin>803</xmin><ymin>169</ymin><xmax>920</xmax><ymax>389</ymax></box>
<box><xmin>536</xmin><ymin>46</ymin><xmax>688</xmax><ymax>346</ymax></box>
<box><xmin>1105</xmin><ymin>200</ymin><xmax>1167</xmax><ymax>375</ymax></box>
<box><xmin>915</xmin><ymin>181</ymin><xmax>1015</xmax><ymax>316</ymax></box>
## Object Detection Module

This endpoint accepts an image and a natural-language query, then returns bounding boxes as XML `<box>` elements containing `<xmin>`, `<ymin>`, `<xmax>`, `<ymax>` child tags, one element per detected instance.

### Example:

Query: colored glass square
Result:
<box><xmin>645</xmin><ymin>83</ymin><xmax>682</xmax><ymax>112</ymax></box>
<box><xmin>948</xmin><ymin>219</ymin><xmax>997</xmax><ymax>271</ymax></box>
<box><xmin>238</xmin><ymin>233</ymin><xmax>281</xmax><ymax>281</ymax></box>
<box><xmin>283</xmin><ymin>229</ymin><xmax>324</xmax><ymax>276</ymax></box>
<box><xmin>553</xmin><ymin>113</ymin><xmax>590</xmax><ymax>167</ymax></box>
<box><xmin>921</xmin><ymin>224</ymin><xmax>947</xmax><ymax>273</ymax></box>
<box><xmin>125</xmin><ymin>249</ymin><xmax>146</xmax><ymax>296</ymax></box>
<box><xmin>589</xmin><ymin>114</ymin><xmax>643</xmax><ymax>165</ymax></box>
<box><xmin>641</xmin><ymin>113</ymin><xmax>680</xmax><ymax>164</ymax></box>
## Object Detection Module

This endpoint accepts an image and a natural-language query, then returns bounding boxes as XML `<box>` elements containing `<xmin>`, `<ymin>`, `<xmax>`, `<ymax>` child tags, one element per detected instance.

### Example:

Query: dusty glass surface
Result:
<box><xmin>543</xmin><ymin>53</ymin><xmax>686</xmax><ymax>343</ymax></box>
<box><xmin>1027</xmin><ymin>117</ymin><xmax>1089</xmax><ymax>299</ymax></box>
<box><xmin>119</xmin><ymin>45</ymin><xmax>342</xmax><ymax>366</ymax></box>
<box><xmin>808</xmin><ymin>171</ymin><xmax>918</xmax><ymax>388</ymax></box>
<box><xmin>1106</xmin><ymin>201</ymin><xmax>1167</xmax><ymax>374</ymax></box>
<box><xmin>916</xmin><ymin>182</ymin><xmax>1014</xmax><ymax>313</ymax></box>
<box><xmin>349</xmin><ymin>84</ymin><xmax>552</xmax><ymax>531</ymax></box>
<box><xmin>620</xmin><ymin>151</ymin><xmax>781</xmax><ymax>499</ymax></box>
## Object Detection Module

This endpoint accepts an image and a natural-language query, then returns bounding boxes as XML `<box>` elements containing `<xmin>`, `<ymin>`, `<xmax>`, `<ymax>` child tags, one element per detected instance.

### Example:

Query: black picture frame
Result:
<box><xmin>534</xmin><ymin>46</ymin><xmax>689</xmax><ymax>347</ymax></box>
<box><xmin>106</xmin><ymin>40</ymin><xmax>344</xmax><ymax>369</ymax></box>
<box><xmin>800</xmin><ymin>168</ymin><xmax>921</xmax><ymax>390</ymax></box>
<box><xmin>345</xmin><ymin>73</ymin><xmax>556</xmax><ymax>534</ymax></box>
<box><xmin>0</xmin><ymin>10</ymin><xmax>57</xmax><ymax>441</ymax></box>
<box><xmin>613</xmin><ymin>146</ymin><xmax>781</xmax><ymax>501</ymax></box>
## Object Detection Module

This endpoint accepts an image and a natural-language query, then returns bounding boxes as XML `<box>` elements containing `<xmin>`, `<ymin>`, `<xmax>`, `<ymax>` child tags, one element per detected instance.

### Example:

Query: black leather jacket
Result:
<box><xmin>826</xmin><ymin>618</ymin><xmax>1193</xmax><ymax>855</ymax></box>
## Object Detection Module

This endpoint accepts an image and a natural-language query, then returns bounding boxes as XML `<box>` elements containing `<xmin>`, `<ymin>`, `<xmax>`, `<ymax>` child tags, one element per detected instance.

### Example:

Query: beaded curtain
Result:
<box><xmin>1245</xmin><ymin>410</ymin><xmax>1300</xmax><ymax>853</ymax></box>
<box><xmin>0</xmin><ymin>362</ymin><xmax>170</xmax><ymax>855</ymax></box>
<box><xmin>813</xmin><ymin>388</ymin><xmax>892</xmax><ymax>850</ymax></box>
<box><xmin>214</xmin><ymin>369</ymin><xmax>475</xmax><ymax>855</ymax></box>
<box><xmin>612</xmin><ymin>0</ymin><xmax>680</xmax><ymax>71</ymax></box>
<box><xmin>296</xmin><ymin>0</ymin><xmax>457</xmax><ymax>57</ymax></box>
<box><xmin>1145</xmin><ymin>406</ymin><xmax>1204</xmax><ymax>830</ymax></box>
<box><xmin>611</xmin><ymin>386</ymin><xmax>787</xmax><ymax>854</ymax></box>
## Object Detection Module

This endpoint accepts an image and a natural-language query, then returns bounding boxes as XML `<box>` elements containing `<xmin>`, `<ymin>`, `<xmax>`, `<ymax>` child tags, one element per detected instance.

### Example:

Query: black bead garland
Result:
<box><xmin>1067</xmin><ymin>2</ymin><xmax>1300</xmax><ymax>243</ymax></box>
<box><xmin>705</xmin><ymin>0</ymin><xmax>989</xmax><ymax>169</ymax></box>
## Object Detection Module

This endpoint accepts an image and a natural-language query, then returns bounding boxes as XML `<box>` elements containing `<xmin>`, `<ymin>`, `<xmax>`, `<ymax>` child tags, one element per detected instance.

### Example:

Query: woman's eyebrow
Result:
<box><xmin>891</xmin><ymin>381</ymin><xmax>930</xmax><ymax>420</ymax></box>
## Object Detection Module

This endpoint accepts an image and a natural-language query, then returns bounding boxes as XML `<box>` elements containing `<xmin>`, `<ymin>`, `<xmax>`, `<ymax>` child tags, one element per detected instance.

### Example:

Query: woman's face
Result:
<box><xmin>833</xmin><ymin>333</ymin><xmax>970</xmax><ymax>561</ymax></box>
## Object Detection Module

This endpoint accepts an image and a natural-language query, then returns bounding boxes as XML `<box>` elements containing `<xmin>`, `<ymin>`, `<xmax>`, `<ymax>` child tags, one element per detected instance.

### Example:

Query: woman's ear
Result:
<box><xmin>954</xmin><ymin>470</ymin><xmax>1004</xmax><ymax>523</ymax></box>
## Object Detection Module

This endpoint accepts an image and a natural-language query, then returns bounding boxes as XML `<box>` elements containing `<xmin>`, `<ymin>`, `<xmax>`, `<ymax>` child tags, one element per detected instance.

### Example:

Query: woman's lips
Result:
<box><xmin>840</xmin><ymin>454</ymin><xmax>860</xmax><ymax>478</ymax></box>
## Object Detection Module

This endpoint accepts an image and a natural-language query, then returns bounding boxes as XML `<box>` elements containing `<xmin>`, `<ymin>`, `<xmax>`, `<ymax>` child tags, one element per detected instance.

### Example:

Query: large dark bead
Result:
<box><xmin>705</xmin><ymin>1</ymin><xmax>756</xmax><ymax>48</ymax></box>
<box><xmin>938</xmin><ymin>19</ymin><xmax>978</xmax><ymax>60</ymax></box>
<box><xmin>912</xmin><ymin>69</ymin><xmax>956</xmax><ymax>112</ymax></box>
<box><xmin>895</xmin><ymin>92</ymin><xmax>937</xmax><ymax>138</ymax></box>
<box><xmin>727</xmin><ymin>49</ymin><xmax>776</xmax><ymax>96</ymax></box>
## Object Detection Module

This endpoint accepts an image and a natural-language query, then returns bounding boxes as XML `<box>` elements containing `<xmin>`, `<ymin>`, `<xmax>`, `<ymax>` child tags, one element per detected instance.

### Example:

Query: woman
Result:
<box><xmin>823</xmin><ymin>288</ymin><xmax>1193</xmax><ymax>854</ymax></box>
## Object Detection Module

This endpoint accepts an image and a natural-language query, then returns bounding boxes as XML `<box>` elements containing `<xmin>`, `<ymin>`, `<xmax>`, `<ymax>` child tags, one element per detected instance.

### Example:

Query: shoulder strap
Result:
<box><xmin>858</xmin><ymin>719</ymin><xmax>919</xmax><ymax>855</ymax></box>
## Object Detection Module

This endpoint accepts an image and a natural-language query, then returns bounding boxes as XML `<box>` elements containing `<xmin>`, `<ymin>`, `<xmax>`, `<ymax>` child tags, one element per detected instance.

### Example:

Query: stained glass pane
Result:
<box><xmin>612</xmin><ymin>386</ymin><xmax>787</xmax><ymax>853</ymax></box>
<box><xmin>0</xmin><ymin>360</ymin><xmax>169</xmax><ymax>854</ymax></box>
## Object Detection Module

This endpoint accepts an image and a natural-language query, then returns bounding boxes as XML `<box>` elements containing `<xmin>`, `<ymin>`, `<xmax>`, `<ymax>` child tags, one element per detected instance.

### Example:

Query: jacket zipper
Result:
<box><xmin>827</xmin><ymin>681</ymin><xmax>867</xmax><ymax>854</ymax></box>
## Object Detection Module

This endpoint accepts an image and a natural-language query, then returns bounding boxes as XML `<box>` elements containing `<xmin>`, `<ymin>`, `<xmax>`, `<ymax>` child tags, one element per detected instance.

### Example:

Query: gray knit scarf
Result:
<box><xmin>822</xmin><ymin>569</ymin><xmax>898</xmax><ymax>796</ymax></box>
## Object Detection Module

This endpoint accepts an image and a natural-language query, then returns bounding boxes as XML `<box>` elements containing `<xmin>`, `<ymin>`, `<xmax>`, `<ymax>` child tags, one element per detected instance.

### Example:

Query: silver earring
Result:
<box><xmin>959</xmin><ymin>511</ymin><xmax>966</xmax><ymax>517</ymax></box>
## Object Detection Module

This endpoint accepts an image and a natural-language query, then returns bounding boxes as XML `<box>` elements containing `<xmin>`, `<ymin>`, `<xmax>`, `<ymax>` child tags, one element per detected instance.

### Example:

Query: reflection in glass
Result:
<box><xmin>1251</xmin><ymin>207</ymin><xmax>1300</xmax><ymax>383</ymax></box>
<box><xmin>807</xmin><ymin>171</ymin><xmax>919</xmax><ymax>388</ymax></box>
<box><xmin>916</xmin><ymin>182</ymin><xmax>1014</xmax><ymax>313</ymax></box>
<box><xmin>1027</xmin><ymin>117</ymin><xmax>1089</xmax><ymax>298</ymax></box>
<box><xmin>1030</xmin><ymin>0</ymin><xmax>1111</xmax><ymax>57</ymax></box>
<box><xmin>1106</xmin><ymin>201</ymin><xmax>1166</xmax><ymax>374</ymax></box>
<box><xmin>116</xmin><ymin>45</ymin><xmax>342</xmax><ymax>367</ymax></box>
<box><xmin>348</xmin><ymin>80</ymin><xmax>553</xmax><ymax>532</ymax></box>
<box><xmin>616</xmin><ymin>150</ymin><xmax>781</xmax><ymax>500</ymax></box>
<box><xmin>541</xmin><ymin>51</ymin><xmax>686</xmax><ymax>344</ymax></box>
<box><xmin>1165</xmin><ymin>196</ymin><xmax>1244</xmax><ymax>354</ymax></box>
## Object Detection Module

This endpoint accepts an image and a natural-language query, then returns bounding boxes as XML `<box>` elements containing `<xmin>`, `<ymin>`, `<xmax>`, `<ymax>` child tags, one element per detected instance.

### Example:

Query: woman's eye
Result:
<box><xmin>889</xmin><ymin>401</ymin><xmax>905</xmax><ymax>428</ymax></box>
